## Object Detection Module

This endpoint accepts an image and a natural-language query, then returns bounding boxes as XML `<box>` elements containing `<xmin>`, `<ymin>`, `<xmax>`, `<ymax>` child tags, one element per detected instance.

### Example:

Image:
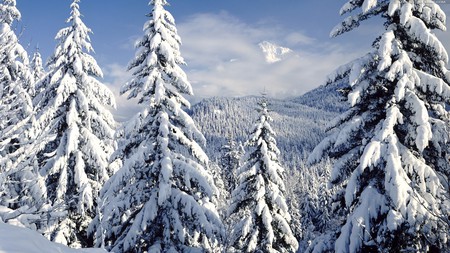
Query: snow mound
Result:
<box><xmin>0</xmin><ymin>222</ymin><xmax>106</xmax><ymax>253</ymax></box>
<box><xmin>258</xmin><ymin>41</ymin><xmax>292</xmax><ymax>63</ymax></box>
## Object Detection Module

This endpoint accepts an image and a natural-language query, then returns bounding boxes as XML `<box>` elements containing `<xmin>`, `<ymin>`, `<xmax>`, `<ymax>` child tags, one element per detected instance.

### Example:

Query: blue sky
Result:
<box><xmin>15</xmin><ymin>1</ymin><xmax>450</xmax><ymax>118</ymax></box>
<box><xmin>17</xmin><ymin>1</ymin><xmax>346</xmax><ymax>57</ymax></box>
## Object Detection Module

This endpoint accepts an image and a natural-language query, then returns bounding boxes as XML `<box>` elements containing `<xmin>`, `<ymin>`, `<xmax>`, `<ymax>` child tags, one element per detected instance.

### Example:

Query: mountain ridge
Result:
<box><xmin>190</xmin><ymin>84</ymin><xmax>347</xmax><ymax>166</ymax></box>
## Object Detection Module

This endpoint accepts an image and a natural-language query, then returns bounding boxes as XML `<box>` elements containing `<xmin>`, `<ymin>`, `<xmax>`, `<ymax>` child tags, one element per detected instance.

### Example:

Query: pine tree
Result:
<box><xmin>90</xmin><ymin>0</ymin><xmax>224</xmax><ymax>252</ymax></box>
<box><xmin>217</xmin><ymin>137</ymin><xmax>243</xmax><ymax>239</ymax></box>
<box><xmin>309</xmin><ymin>1</ymin><xmax>450</xmax><ymax>252</ymax></box>
<box><xmin>0</xmin><ymin>0</ymin><xmax>34</xmax><ymax>210</ymax></box>
<box><xmin>220</xmin><ymin>136</ymin><xmax>243</xmax><ymax>193</ymax></box>
<box><xmin>28</xmin><ymin>0</ymin><xmax>116</xmax><ymax>247</ymax></box>
<box><xmin>228</xmin><ymin>98</ymin><xmax>298</xmax><ymax>253</ymax></box>
<box><xmin>29</xmin><ymin>47</ymin><xmax>45</xmax><ymax>96</ymax></box>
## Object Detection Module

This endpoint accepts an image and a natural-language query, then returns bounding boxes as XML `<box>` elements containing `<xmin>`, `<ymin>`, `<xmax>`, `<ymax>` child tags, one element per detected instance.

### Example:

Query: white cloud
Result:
<box><xmin>102</xmin><ymin>11</ymin><xmax>371</xmax><ymax>118</ymax></box>
<box><xmin>102</xmin><ymin>63</ymin><xmax>142</xmax><ymax>122</ymax></box>
<box><xmin>285</xmin><ymin>32</ymin><xmax>316</xmax><ymax>46</ymax></box>
<box><xmin>100</xmin><ymin>7</ymin><xmax>450</xmax><ymax>122</ymax></box>
<box><xmin>119</xmin><ymin>34</ymin><xmax>141</xmax><ymax>51</ymax></box>
<box><xmin>177</xmin><ymin>12</ymin><xmax>362</xmax><ymax>100</ymax></box>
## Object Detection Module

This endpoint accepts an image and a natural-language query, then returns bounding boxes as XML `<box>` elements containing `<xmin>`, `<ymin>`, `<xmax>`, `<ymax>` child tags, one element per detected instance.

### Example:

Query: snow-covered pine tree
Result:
<box><xmin>29</xmin><ymin>47</ymin><xmax>45</xmax><ymax>96</ymax></box>
<box><xmin>309</xmin><ymin>0</ymin><xmax>450</xmax><ymax>252</ymax></box>
<box><xmin>90</xmin><ymin>0</ymin><xmax>224</xmax><ymax>252</ymax></box>
<box><xmin>300</xmin><ymin>159</ymin><xmax>344</xmax><ymax>253</ymax></box>
<box><xmin>220</xmin><ymin>136</ymin><xmax>243</xmax><ymax>193</ymax></box>
<box><xmin>228</xmin><ymin>98</ymin><xmax>298</xmax><ymax>253</ymax></box>
<box><xmin>29</xmin><ymin>0</ymin><xmax>116</xmax><ymax>247</ymax></box>
<box><xmin>0</xmin><ymin>0</ymin><xmax>34</xmax><ymax>209</ymax></box>
<box><xmin>218</xmin><ymin>136</ymin><xmax>243</xmax><ymax>238</ymax></box>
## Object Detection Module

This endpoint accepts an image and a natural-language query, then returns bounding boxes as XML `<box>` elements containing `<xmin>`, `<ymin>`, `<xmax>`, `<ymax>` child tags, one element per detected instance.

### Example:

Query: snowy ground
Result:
<box><xmin>0</xmin><ymin>222</ymin><xmax>106</xmax><ymax>253</ymax></box>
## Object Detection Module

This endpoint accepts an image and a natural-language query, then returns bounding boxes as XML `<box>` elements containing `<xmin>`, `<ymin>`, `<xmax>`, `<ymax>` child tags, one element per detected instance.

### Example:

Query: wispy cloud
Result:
<box><xmin>119</xmin><ymin>34</ymin><xmax>141</xmax><ymax>51</ymax></box>
<box><xmin>102</xmin><ymin>63</ymin><xmax>141</xmax><ymax>122</ymax></box>
<box><xmin>106</xmin><ymin>11</ymin><xmax>425</xmax><ymax>117</ymax></box>
<box><xmin>103</xmin><ymin>12</ymin><xmax>366</xmax><ymax>119</ymax></box>
<box><xmin>177</xmin><ymin>12</ymin><xmax>363</xmax><ymax>100</ymax></box>
<box><xmin>102</xmin><ymin>10</ymin><xmax>450</xmax><ymax>122</ymax></box>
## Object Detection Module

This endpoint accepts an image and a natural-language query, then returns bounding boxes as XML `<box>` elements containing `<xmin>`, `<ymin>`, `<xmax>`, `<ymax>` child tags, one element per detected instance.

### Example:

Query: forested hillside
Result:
<box><xmin>190</xmin><ymin>85</ymin><xmax>345</xmax><ymax>165</ymax></box>
<box><xmin>190</xmin><ymin>88</ymin><xmax>346</xmax><ymax>252</ymax></box>
<box><xmin>1</xmin><ymin>0</ymin><xmax>450</xmax><ymax>252</ymax></box>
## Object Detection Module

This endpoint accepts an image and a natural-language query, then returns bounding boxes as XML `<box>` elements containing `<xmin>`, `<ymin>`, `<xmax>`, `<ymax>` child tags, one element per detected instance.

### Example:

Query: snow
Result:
<box><xmin>408</xmin><ymin>16</ymin><xmax>449</xmax><ymax>62</ymax></box>
<box><xmin>258</xmin><ymin>41</ymin><xmax>292</xmax><ymax>63</ymax></box>
<box><xmin>1</xmin><ymin>0</ymin><xmax>450</xmax><ymax>251</ymax></box>
<box><xmin>91</xmin><ymin>1</ymin><xmax>224</xmax><ymax>251</ymax></box>
<box><xmin>16</xmin><ymin>0</ymin><xmax>118</xmax><ymax>247</ymax></box>
<box><xmin>340</xmin><ymin>2</ymin><xmax>355</xmax><ymax>15</ymax></box>
<box><xmin>405</xmin><ymin>91</ymin><xmax>432</xmax><ymax>152</ymax></box>
<box><xmin>0</xmin><ymin>222</ymin><xmax>106</xmax><ymax>253</ymax></box>
<box><xmin>229</xmin><ymin>99</ymin><xmax>298</xmax><ymax>252</ymax></box>
<box><xmin>30</xmin><ymin>50</ymin><xmax>46</xmax><ymax>92</ymax></box>
<box><xmin>348</xmin><ymin>58</ymin><xmax>365</xmax><ymax>87</ymax></box>
<box><xmin>378</xmin><ymin>106</ymin><xmax>403</xmax><ymax>140</ymax></box>
<box><xmin>311</xmin><ymin>0</ymin><xmax>450</xmax><ymax>251</ymax></box>
<box><xmin>386</xmin><ymin>209</ymin><xmax>403</xmax><ymax>231</ymax></box>
<box><xmin>394</xmin><ymin>75</ymin><xmax>408</xmax><ymax>101</ymax></box>
<box><xmin>362</xmin><ymin>0</ymin><xmax>377</xmax><ymax>13</ymax></box>
<box><xmin>359</xmin><ymin>140</ymin><xmax>381</xmax><ymax>170</ymax></box>
<box><xmin>335</xmin><ymin>187</ymin><xmax>386</xmax><ymax>253</ymax></box>
<box><xmin>377</xmin><ymin>30</ymin><xmax>394</xmax><ymax>71</ymax></box>
<box><xmin>388</xmin><ymin>0</ymin><xmax>400</xmax><ymax>16</ymax></box>
<box><xmin>308</xmin><ymin>132</ymin><xmax>338</xmax><ymax>165</ymax></box>
<box><xmin>400</xmin><ymin>2</ymin><xmax>413</xmax><ymax>25</ymax></box>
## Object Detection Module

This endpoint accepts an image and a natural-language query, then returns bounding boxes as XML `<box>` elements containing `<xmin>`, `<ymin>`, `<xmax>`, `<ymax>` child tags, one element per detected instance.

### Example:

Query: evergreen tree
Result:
<box><xmin>29</xmin><ymin>0</ymin><xmax>116</xmax><ymax>247</ymax></box>
<box><xmin>309</xmin><ymin>0</ymin><xmax>450</xmax><ymax>252</ymax></box>
<box><xmin>228</xmin><ymin>98</ymin><xmax>298</xmax><ymax>253</ymax></box>
<box><xmin>217</xmin><ymin>137</ymin><xmax>243</xmax><ymax>240</ymax></box>
<box><xmin>219</xmin><ymin>136</ymin><xmax>243</xmax><ymax>193</ymax></box>
<box><xmin>0</xmin><ymin>0</ymin><xmax>33</xmax><ymax>210</ymax></box>
<box><xmin>90</xmin><ymin>0</ymin><xmax>224</xmax><ymax>252</ymax></box>
<box><xmin>29</xmin><ymin>47</ymin><xmax>45</xmax><ymax>96</ymax></box>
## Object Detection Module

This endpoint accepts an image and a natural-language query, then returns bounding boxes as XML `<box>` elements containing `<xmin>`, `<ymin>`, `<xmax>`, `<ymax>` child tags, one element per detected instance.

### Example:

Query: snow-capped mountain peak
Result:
<box><xmin>259</xmin><ymin>41</ymin><xmax>292</xmax><ymax>63</ymax></box>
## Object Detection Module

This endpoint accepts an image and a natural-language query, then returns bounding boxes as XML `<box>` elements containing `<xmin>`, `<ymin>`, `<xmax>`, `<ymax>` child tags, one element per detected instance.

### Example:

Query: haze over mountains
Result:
<box><xmin>112</xmin><ymin>40</ymin><xmax>314</xmax><ymax>122</ymax></box>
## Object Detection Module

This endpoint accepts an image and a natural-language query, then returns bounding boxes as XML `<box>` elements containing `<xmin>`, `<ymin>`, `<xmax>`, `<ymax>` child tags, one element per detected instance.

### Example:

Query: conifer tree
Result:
<box><xmin>228</xmin><ymin>98</ymin><xmax>298</xmax><ymax>253</ymax></box>
<box><xmin>28</xmin><ymin>0</ymin><xmax>116</xmax><ymax>247</ymax></box>
<box><xmin>0</xmin><ymin>0</ymin><xmax>33</xmax><ymax>209</ymax></box>
<box><xmin>309</xmin><ymin>0</ymin><xmax>450</xmax><ymax>252</ymax></box>
<box><xmin>220</xmin><ymin>136</ymin><xmax>243</xmax><ymax>193</ymax></box>
<box><xmin>90</xmin><ymin>0</ymin><xmax>224</xmax><ymax>252</ymax></box>
<box><xmin>217</xmin><ymin>137</ymin><xmax>243</xmax><ymax>236</ymax></box>
<box><xmin>29</xmin><ymin>47</ymin><xmax>45</xmax><ymax>95</ymax></box>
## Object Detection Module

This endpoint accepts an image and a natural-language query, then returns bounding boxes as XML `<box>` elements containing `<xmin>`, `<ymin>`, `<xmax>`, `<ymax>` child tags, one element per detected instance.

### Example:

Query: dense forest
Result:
<box><xmin>0</xmin><ymin>0</ymin><xmax>450</xmax><ymax>252</ymax></box>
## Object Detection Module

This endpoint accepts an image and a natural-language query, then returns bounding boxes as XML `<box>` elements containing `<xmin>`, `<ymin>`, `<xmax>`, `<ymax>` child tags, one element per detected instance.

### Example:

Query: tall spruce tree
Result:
<box><xmin>218</xmin><ymin>137</ymin><xmax>243</xmax><ymax>237</ymax></box>
<box><xmin>309</xmin><ymin>0</ymin><xmax>450</xmax><ymax>252</ymax></box>
<box><xmin>0</xmin><ymin>0</ymin><xmax>34</xmax><ymax>210</ymax></box>
<box><xmin>228</xmin><ymin>98</ymin><xmax>298</xmax><ymax>253</ymax></box>
<box><xmin>90</xmin><ymin>0</ymin><xmax>224</xmax><ymax>252</ymax></box>
<box><xmin>29</xmin><ymin>47</ymin><xmax>45</xmax><ymax>96</ymax></box>
<box><xmin>28</xmin><ymin>0</ymin><xmax>116</xmax><ymax>247</ymax></box>
<box><xmin>220</xmin><ymin>136</ymin><xmax>243</xmax><ymax>193</ymax></box>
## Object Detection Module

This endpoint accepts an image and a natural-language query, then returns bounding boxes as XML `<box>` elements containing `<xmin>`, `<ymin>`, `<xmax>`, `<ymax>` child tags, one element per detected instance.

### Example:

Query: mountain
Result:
<box><xmin>190</xmin><ymin>84</ymin><xmax>347</xmax><ymax>166</ymax></box>
<box><xmin>258</xmin><ymin>41</ymin><xmax>293</xmax><ymax>63</ymax></box>
<box><xmin>292</xmin><ymin>82</ymin><xmax>347</xmax><ymax>113</ymax></box>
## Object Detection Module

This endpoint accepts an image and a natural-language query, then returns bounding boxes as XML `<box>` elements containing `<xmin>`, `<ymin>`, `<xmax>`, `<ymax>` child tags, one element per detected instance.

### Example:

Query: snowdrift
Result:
<box><xmin>0</xmin><ymin>222</ymin><xmax>106</xmax><ymax>253</ymax></box>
